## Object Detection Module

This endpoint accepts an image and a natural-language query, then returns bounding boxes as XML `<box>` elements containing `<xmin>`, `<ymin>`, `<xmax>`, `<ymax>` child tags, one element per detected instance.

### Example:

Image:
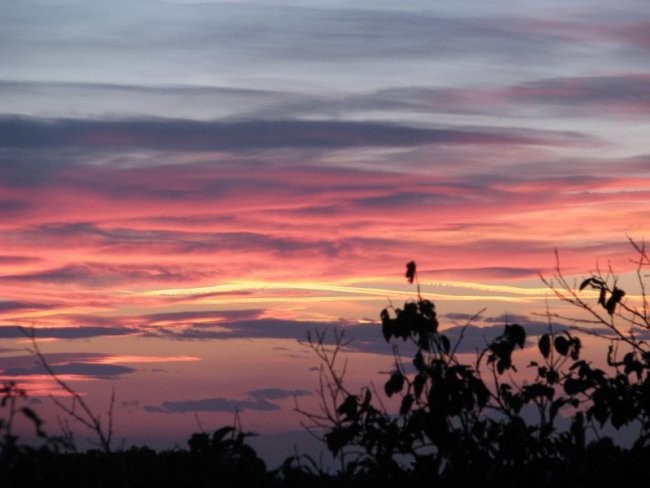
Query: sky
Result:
<box><xmin>1</xmin><ymin>0</ymin><xmax>649</xmax><ymax>463</ymax></box>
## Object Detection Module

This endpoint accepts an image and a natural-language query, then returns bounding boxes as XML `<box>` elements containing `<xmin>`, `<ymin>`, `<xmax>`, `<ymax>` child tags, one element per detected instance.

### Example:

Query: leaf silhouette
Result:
<box><xmin>538</xmin><ymin>334</ymin><xmax>551</xmax><ymax>359</ymax></box>
<box><xmin>384</xmin><ymin>371</ymin><xmax>405</xmax><ymax>397</ymax></box>
<box><xmin>579</xmin><ymin>277</ymin><xmax>605</xmax><ymax>291</ymax></box>
<box><xmin>400</xmin><ymin>394</ymin><xmax>414</xmax><ymax>416</ymax></box>
<box><xmin>336</xmin><ymin>394</ymin><xmax>359</xmax><ymax>420</ymax></box>
<box><xmin>405</xmin><ymin>261</ymin><xmax>416</xmax><ymax>284</ymax></box>
<box><xmin>554</xmin><ymin>336</ymin><xmax>570</xmax><ymax>356</ymax></box>
<box><xmin>605</xmin><ymin>288</ymin><xmax>625</xmax><ymax>315</ymax></box>
<box><xmin>506</xmin><ymin>324</ymin><xmax>526</xmax><ymax>349</ymax></box>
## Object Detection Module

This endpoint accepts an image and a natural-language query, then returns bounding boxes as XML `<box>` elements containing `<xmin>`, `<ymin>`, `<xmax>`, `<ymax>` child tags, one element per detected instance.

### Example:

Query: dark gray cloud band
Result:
<box><xmin>0</xmin><ymin>326</ymin><xmax>138</xmax><ymax>340</ymax></box>
<box><xmin>0</xmin><ymin>352</ymin><xmax>136</xmax><ymax>379</ymax></box>
<box><xmin>0</xmin><ymin>117</ymin><xmax>590</xmax><ymax>153</ymax></box>
<box><xmin>3</xmin><ymin>362</ymin><xmax>135</xmax><ymax>379</ymax></box>
<box><xmin>146</xmin><ymin>314</ymin><xmax>575</xmax><ymax>356</ymax></box>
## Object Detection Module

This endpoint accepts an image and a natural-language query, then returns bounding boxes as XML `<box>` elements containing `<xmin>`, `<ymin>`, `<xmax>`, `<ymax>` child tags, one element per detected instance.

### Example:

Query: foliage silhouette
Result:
<box><xmin>298</xmin><ymin>243</ymin><xmax>650</xmax><ymax>487</ymax></box>
<box><xmin>2</xmin><ymin>239</ymin><xmax>650</xmax><ymax>487</ymax></box>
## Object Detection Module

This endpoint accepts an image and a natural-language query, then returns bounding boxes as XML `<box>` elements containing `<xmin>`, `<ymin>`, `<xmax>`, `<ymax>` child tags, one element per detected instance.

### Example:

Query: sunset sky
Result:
<box><xmin>1</xmin><ymin>0</ymin><xmax>649</xmax><ymax>462</ymax></box>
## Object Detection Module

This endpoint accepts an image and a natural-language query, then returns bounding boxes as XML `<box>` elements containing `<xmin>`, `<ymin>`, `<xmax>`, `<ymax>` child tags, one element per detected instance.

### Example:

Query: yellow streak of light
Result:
<box><xmin>142</xmin><ymin>280</ymin><xmax>546</xmax><ymax>297</ymax></box>
<box><xmin>94</xmin><ymin>355</ymin><xmax>201</xmax><ymax>364</ymax></box>
<box><xmin>137</xmin><ymin>279</ymin><xmax>556</xmax><ymax>305</ymax></box>
<box><xmin>422</xmin><ymin>280</ymin><xmax>549</xmax><ymax>296</ymax></box>
<box><xmin>187</xmin><ymin>294</ymin><xmax>545</xmax><ymax>305</ymax></box>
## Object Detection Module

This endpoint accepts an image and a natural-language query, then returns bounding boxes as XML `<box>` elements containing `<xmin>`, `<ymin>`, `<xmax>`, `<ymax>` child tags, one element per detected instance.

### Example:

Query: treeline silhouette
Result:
<box><xmin>3</xmin><ymin>241</ymin><xmax>650</xmax><ymax>487</ymax></box>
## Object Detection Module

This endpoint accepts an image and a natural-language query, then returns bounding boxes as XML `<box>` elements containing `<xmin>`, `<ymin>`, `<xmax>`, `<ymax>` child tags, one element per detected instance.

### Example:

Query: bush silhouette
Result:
<box><xmin>299</xmin><ymin>244</ymin><xmax>650</xmax><ymax>487</ymax></box>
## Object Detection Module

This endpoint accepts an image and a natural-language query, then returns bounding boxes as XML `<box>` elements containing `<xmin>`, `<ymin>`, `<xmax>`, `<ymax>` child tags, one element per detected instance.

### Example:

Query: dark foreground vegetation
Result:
<box><xmin>3</xmin><ymin>240</ymin><xmax>650</xmax><ymax>487</ymax></box>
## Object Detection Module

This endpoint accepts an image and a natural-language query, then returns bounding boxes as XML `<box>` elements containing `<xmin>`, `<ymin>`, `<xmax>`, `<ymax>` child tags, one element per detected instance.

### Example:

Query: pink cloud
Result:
<box><xmin>1</xmin><ymin>147</ymin><xmax>648</xmax><ymax>336</ymax></box>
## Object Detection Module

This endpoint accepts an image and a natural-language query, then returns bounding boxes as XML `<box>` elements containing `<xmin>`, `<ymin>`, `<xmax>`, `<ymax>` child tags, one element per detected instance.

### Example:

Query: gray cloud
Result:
<box><xmin>150</xmin><ymin>314</ymin><xmax>583</xmax><ymax>357</ymax></box>
<box><xmin>0</xmin><ymin>352</ymin><xmax>136</xmax><ymax>379</ymax></box>
<box><xmin>0</xmin><ymin>3</ymin><xmax>597</xmax><ymax>75</ymax></box>
<box><xmin>511</xmin><ymin>75</ymin><xmax>650</xmax><ymax>105</ymax></box>
<box><xmin>144</xmin><ymin>397</ymin><xmax>278</xmax><ymax>413</ymax></box>
<box><xmin>248</xmin><ymin>388</ymin><xmax>311</xmax><ymax>400</ymax></box>
<box><xmin>4</xmin><ymin>362</ymin><xmax>135</xmax><ymax>379</ymax></box>
<box><xmin>0</xmin><ymin>80</ymin><xmax>288</xmax><ymax>120</ymax></box>
<box><xmin>0</xmin><ymin>200</ymin><xmax>31</xmax><ymax>216</ymax></box>
<box><xmin>0</xmin><ymin>301</ymin><xmax>55</xmax><ymax>312</ymax></box>
<box><xmin>146</xmin><ymin>318</ymin><xmax>312</xmax><ymax>342</ymax></box>
<box><xmin>142</xmin><ymin>309</ymin><xmax>263</xmax><ymax>325</ymax></box>
<box><xmin>4</xmin><ymin>74</ymin><xmax>647</xmax><ymax>129</ymax></box>
<box><xmin>0</xmin><ymin>255</ymin><xmax>38</xmax><ymax>265</ymax></box>
<box><xmin>444</xmin><ymin>312</ymin><xmax>484</xmax><ymax>322</ymax></box>
<box><xmin>0</xmin><ymin>116</ymin><xmax>591</xmax><ymax>153</ymax></box>
<box><xmin>2</xmin><ymin>1</ymin><xmax>646</xmax><ymax>130</ymax></box>
<box><xmin>142</xmin><ymin>317</ymin><xmax>521</xmax><ymax>356</ymax></box>
<box><xmin>147</xmin><ymin>318</ymin><xmax>364</xmax><ymax>343</ymax></box>
<box><xmin>427</xmin><ymin>267</ymin><xmax>541</xmax><ymax>280</ymax></box>
<box><xmin>481</xmin><ymin>313</ymin><xmax>544</xmax><ymax>325</ymax></box>
<box><xmin>0</xmin><ymin>326</ymin><xmax>138</xmax><ymax>340</ymax></box>
<box><xmin>144</xmin><ymin>387</ymin><xmax>311</xmax><ymax>413</ymax></box>
<box><xmin>1</xmin><ymin>262</ymin><xmax>211</xmax><ymax>288</ymax></box>
<box><xmin>247</xmin><ymin>73</ymin><xmax>650</xmax><ymax>122</ymax></box>
<box><xmin>499</xmin><ymin>74</ymin><xmax>650</xmax><ymax>116</ymax></box>
<box><xmin>144</xmin><ymin>397</ymin><xmax>270</xmax><ymax>413</ymax></box>
<box><xmin>2</xmin><ymin>225</ymin><xmax>362</xmax><ymax>276</ymax></box>
<box><xmin>353</xmin><ymin>191</ymin><xmax>460</xmax><ymax>209</ymax></box>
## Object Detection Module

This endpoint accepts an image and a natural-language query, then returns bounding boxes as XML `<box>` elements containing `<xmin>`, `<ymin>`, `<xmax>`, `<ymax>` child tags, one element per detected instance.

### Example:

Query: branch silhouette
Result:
<box><xmin>20</xmin><ymin>326</ymin><xmax>115</xmax><ymax>453</ymax></box>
